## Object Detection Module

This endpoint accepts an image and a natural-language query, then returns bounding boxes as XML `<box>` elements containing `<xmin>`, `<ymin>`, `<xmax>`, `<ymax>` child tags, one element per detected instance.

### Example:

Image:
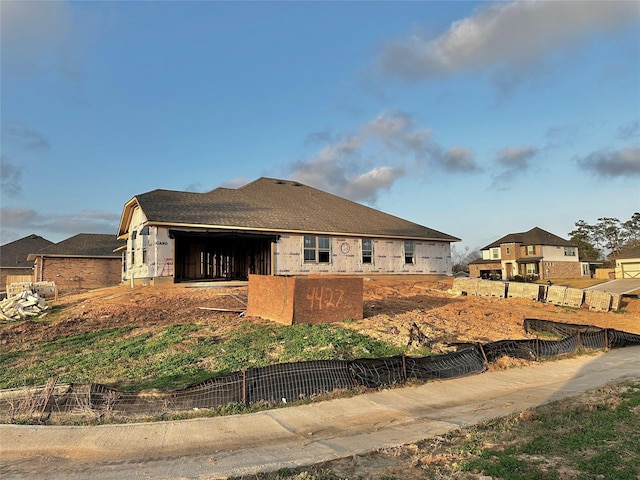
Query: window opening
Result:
<box><xmin>404</xmin><ymin>240</ymin><xmax>415</xmax><ymax>264</ymax></box>
<box><xmin>304</xmin><ymin>235</ymin><xmax>331</xmax><ymax>263</ymax></box>
<box><xmin>362</xmin><ymin>239</ymin><xmax>373</xmax><ymax>264</ymax></box>
<box><xmin>131</xmin><ymin>231</ymin><xmax>137</xmax><ymax>265</ymax></box>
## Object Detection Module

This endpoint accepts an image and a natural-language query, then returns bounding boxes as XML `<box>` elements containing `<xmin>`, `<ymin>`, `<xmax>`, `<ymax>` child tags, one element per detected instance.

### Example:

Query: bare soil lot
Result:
<box><xmin>3</xmin><ymin>276</ymin><xmax>638</xmax><ymax>358</ymax></box>
<box><xmin>2</xmin><ymin>276</ymin><xmax>639</xmax><ymax>480</ymax></box>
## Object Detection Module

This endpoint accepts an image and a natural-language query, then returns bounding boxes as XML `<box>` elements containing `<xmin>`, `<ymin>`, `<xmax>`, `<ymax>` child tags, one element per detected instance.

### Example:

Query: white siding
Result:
<box><xmin>482</xmin><ymin>248</ymin><xmax>501</xmax><ymax>260</ymax></box>
<box><xmin>153</xmin><ymin>228</ymin><xmax>174</xmax><ymax>278</ymax></box>
<box><xmin>274</xmin><ymin>235</ymin><xmax>452</xmax><ymax>276</ymax></box>
<box><xmin>540</xmin><ymin>245</ymin><xmax>579</xmax><ymax>262</ymax></box>
<box><xmin>124</xmin><ymin>211</ymin><xmax>174</xmax><ymax>282</ymax></box>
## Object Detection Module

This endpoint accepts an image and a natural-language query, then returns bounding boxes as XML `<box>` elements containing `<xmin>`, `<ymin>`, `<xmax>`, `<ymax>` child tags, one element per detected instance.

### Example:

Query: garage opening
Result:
<box><xmin>171</xmin><ymin>230</ymin><xmax>277</xmax><ymax>282</ymax></box>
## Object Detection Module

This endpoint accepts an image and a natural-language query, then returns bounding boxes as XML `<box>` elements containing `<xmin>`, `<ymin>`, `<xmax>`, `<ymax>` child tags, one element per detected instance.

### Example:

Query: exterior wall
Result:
<box><xmin>540</xmin><ymin>245</ymin><xmax>578</xmax><ymax>262</ymax></box>
<box><xmin>122</xmin><ymin>222</ymin><xmax>454</xmax><ymax>282</ymax></box>
<box><xmin>123</xmin><ymin>209</ymin><xmax>175</xmax><ymax>283</ymax></box>
<box><xmin>274</xmin><ymin>235</ymin><xmax>452</xmax><ymax>276</ymax></box>
<box><xmin>539</xmin><ymin>260</ymin><xmax>581</xmax><ymax>279</ymax></box>
<box><xmin>615</xmin><ymin>258</ymin><xmax>640</xmax><ymax>279</ymax></box>
<box><xmin>501</xmin><ymin>243</ymin><xmax>517</xmax><ymax>260</ymax></box>
<box><xmin>482</xmin><ymin>247</ymin><xmax>501</xmax><ymax>261</ymax></box>
<box><xmin>37</xmin><ymin>257</ymin><xmax>121</xmax><ymax>292</ymax></box>
<box><xmin>469</xmin><ymin>261</ymin><xmax>502</xmax><ymax>279</ymax></box>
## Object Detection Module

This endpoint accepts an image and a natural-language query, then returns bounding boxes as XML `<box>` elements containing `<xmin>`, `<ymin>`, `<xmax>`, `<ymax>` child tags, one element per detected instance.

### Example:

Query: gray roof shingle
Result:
<box><xmin>30</xmin><ymin>234</ymin><xmax>123</xmax><ymax>258</ymax></box>
<box><xmin>0</xmin><ymin>234</ymin><xmax>53</xmax><ymax>268</ymax></box>
<box><xmin>482</xmin><ymin>227</ymin><xmax>575</xmax><ymax>250</ymax></box>
<box><xmin>131</xmin><ymin>177</ymin><xmax>460</xmax><ymax>241</ymax></box>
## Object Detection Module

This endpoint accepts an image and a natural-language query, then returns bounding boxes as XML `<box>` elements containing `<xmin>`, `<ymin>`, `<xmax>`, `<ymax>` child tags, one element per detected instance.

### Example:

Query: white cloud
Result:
<box><xmin>577</xmin><ymin>147</ymin><xmax>640</xmax><ymax>177</ymax></box>
<box><xmin>0</xmin><ymin>155</ymin><xmax>23</xmax><ymax>197</ymax></box>
<box><xmin>442</xmin><ymin>146</ymin><xmax>478</xmax><ymax>172</ymax></box>
<box><xmin>342</xmin><ymin>166</ymin><xmax>406</xmax><ymax>204</ymax></box>
<box><xmin>2</xmin><ymin>122</ymin><xmax>51</xmax><ymax>151</ymax></box>
<box><xmin>0</xmin><ymin>207</ymin><xmax>120</xmax><ymax>244</ymax></box>
<box><xmin>617</xmin><ymin>120</ymin><xmax>640</xmax><ymax>141</ymax></box>
<box><xmin>219</xmin><ymin>177</ymin><xmax>252</xmax><ymax>189</ymax></box>
<box><xmin>288</xmin><ymin>110</ymin><xmax>481</xmax><ymax>202</ymax></box>
<box><xmin>373</xmin><ymin>0</ymin><xmax>639</xmax><ymax>86</ymax></box>
<box><xmin>364</xmin><ymin>111</ymin><xmax>431</xmax><ymax>157</ymax></box>
<box><xmin>497</xmin><ymin>146</ymin><xmax>538</xmax><ymax>168</ymax></box>
<box><xmin>490</xmin><ymin>145</ymin><xmax>538</xmax><ymax>188</ymax></box>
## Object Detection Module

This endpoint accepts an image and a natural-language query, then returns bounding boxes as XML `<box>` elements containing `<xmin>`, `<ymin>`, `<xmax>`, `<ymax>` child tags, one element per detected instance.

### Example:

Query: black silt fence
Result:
<box><xmin>524</xmin><ymin>318</ymin><xmax>602</xmax><ymax>336</ymax></box>
<box><xmin>405</xmin><ymin>347</ymin><xmax>486</xmax><ymax>381</ymax></box>
<box><xmin>245</xmin><ymin>360</ymin><xmax>355</xmax><ymax>404</ymax></box>
<box><xmin>580</xmin><ymin>330</ymin><xmax>608</xmax><ymax>349</ymax></box>
<box><xmin>2</xmin><ymin>319</ymin><xmax>640</xmax><ymax>423</ymax></box>
<box><xmin>350</xmin><ymin>356</ymin><xmax>405</xmax><ymax>388</ymax></box>
<box><xmin>608</xmin><ymin>329</ymin><xmax>640</xmax><ymax>349</ymax></box>
<box><xmin>483</xmin><ymin>339</ymin><xmax>538</xmax><ymax>362</ymax></box>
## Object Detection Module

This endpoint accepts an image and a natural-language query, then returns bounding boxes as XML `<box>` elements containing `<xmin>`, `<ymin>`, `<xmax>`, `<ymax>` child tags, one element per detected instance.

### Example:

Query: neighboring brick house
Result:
<box><xmin>117</xmin><ymin>177</ymin><xmax>460</xmax><ymax>285</ymax></box>
<box><xmin>469</xmin><ymin>227</ymin><xmax>587</xmax><ymax>280</ymax></box>
<box><xmin>0</xmin><ymin>234</ymin><xmax>53</xmax><ymax>291</ymax></box>
<box><xmin>27</xmin><ymin>233</ymin><xmax>123</xmax><ymax>292</ymax></box>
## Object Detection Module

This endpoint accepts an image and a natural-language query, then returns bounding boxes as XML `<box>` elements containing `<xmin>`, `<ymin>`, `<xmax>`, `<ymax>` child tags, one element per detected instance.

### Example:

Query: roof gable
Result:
<box><xmin>121</xmin><ymin>177</ymin><xmax>460</xmax><ymax>242</ymax></box>
<box><xmin>482</xmin><ymin>227</ymin><xmax>574</xmax><ymax>250</ymax></box>
<box><xmin>0</xmin><ymin>234</ymin><xmax>53</xmax><ymax>268</ymax></box>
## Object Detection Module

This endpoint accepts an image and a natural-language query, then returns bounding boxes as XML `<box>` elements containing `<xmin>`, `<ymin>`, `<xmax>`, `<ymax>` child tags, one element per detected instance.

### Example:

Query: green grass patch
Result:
<box><xmin>460</xmin><ymin>381</ymin><xmax>640</xmax><ymax>479</ymax></box>
<box><xmin>0</xmin><ymin>321</ymin><xmax>409</xmax><ymax>391</ymax></box>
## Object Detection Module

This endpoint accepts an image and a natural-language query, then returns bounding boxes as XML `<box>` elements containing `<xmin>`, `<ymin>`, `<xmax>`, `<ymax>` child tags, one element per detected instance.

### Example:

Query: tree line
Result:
<box><xmin>568</xmin><ymin>212</ymin><xmax>640</xmax><ymax>260</ymax></box>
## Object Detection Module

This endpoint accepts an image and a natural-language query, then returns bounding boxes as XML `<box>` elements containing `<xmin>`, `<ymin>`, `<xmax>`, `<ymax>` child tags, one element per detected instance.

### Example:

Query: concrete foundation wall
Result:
<box><xmin>246</xmin><ymin>274</ymin><xmax>363</xmax><ymax>325</ymax></box>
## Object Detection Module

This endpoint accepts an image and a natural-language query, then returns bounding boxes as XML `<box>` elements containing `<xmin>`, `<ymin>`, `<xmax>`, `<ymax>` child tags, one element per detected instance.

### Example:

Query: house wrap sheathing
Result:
<box><xmin>118</xmin><ymin>178</ymin><xmax>460</xmax><ymax>284</ymax></box>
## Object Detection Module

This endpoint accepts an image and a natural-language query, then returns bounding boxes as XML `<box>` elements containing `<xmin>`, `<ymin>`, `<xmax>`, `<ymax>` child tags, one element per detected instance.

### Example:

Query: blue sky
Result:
<box><xmin>2</xmin><ymin>0</ymin><xmax>639</xmax><ymax>254</ymax></box>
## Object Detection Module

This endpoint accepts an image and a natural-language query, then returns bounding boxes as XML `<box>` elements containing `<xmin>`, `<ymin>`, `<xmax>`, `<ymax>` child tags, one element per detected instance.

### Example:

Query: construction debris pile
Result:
<box><xmin>0</xmin><ymin>291</ymin><xmax>50</xmax><ymax>321</ymax></box>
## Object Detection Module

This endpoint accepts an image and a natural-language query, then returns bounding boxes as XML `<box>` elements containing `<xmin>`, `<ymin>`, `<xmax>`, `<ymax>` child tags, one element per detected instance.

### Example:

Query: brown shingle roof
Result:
<box><xmin>615</xmin><ymin>244</ymin><xmax>640</xmax><ymax>259</ymax></box>
<box><xmin>0</xmin><ymin>234</ymin><xmax>53</xmax><ymax>268</ymax></box>
<box><xmin>28</xmin><ymin>234</ymin><xmax>123</xmax><ymax>259</ymax></box>
<box><xmin>482</xmin><ymin>227</ymin><xmax>575</xmax><ymax>250</ymax></box>
<box><xmin>129</xmin><ymin>177</ymin><xmax>460</xmax><ymax>241</ymax></box>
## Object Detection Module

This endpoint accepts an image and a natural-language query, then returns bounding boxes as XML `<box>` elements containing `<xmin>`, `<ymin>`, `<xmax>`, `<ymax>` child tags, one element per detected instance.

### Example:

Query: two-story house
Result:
<box><xmin>469</xmin><ymin>227</ymin><xmax>587</xmax><ymax>280</ymax></box>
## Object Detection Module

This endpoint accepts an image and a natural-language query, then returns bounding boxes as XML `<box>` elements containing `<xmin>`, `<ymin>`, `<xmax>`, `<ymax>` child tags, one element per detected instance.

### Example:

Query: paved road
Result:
<box><xmin>2</xmin><ymin>346</ymin><xmax>639</xmax><ymax>480</ymax></box>
<box><xmin>585</xmin><ymin>278</ymin><xmax>640</xmax><ymax>295</ymax></box>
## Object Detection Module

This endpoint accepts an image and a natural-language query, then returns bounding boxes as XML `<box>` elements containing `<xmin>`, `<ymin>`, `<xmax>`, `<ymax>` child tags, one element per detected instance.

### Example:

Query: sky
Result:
<box><xmin>2</xmin><ymin>0</ymin><xmax>639</xmax><ymax>254</ymax></box>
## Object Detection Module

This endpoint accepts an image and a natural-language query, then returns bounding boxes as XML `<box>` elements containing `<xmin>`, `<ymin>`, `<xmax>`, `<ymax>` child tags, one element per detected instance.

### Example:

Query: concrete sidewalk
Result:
<box><xmin>2</xmin><ymin>346</ymin><xmax>640</xmax><ymax>480</ymax></box>
<box><xmin>585</xmin><ymin>278</ymin><xmax>640</xmax><ymax>295</ymax></box>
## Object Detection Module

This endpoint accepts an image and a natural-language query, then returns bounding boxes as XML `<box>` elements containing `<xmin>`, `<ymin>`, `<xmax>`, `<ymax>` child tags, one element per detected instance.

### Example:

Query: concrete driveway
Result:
<box><xmin>585</xmin><ymin>279</ymin><xmax>640</xmax><ymax>295</ymax></box>
<box><xmin>2</xmin><ymin>346</ymin><xmax>639</xmax><ymax>480</ymax></box>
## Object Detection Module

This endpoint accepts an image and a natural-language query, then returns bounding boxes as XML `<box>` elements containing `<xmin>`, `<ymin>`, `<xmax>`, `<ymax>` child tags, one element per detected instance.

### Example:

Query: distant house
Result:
<box><xmin>116</xmin><ymin>177</ymin><xmax>460</xmax><ymax>285</ymax></box>
<box><xmin>469</xmin><ymin>227</ymin><xmax>588</xmax><ymax>280</ymax></box>
<box><xmin>614</xmin><ymin>245</ymin><xmax>640</xmax><ymax>279</ymax></box>
<box><xmin>0</xmin><ymin>234</ymin><xmax>53</xmax><ymax>291</ymax></box>
<box><xmin>27</xmin><ymin>233</ymin><xmax>123</xmax><ymax>292</ymax></box>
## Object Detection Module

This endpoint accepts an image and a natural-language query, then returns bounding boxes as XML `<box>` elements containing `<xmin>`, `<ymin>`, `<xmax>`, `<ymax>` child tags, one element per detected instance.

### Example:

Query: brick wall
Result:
<box><xmin>39</xmin><ymin>257</ymin><xmax>122</xmax><ymax>292</ymax></box>
<box><xmin>541</xmin><ymin>261</ymin><xmax>581</xmax><ymax>279</ymax></box>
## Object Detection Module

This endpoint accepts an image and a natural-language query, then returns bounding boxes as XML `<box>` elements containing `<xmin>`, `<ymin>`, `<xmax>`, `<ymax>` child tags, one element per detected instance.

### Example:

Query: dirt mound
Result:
<box><xmin>2</xmin><ymin>277</ymin><xmax>638</xmax><ymax>352</ymax></box>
